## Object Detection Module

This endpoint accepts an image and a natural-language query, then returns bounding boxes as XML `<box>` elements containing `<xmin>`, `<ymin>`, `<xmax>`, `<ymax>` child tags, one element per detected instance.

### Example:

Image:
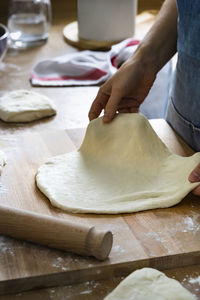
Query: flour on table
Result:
<box><xmin>36</xmin><ymin>113</ymin><xmax>200</xmax><ymax>214</ymax></box>
<box><xmin>104</xmin><ymin>268</ymin><xmax>195</xmax><ymax>300</ymax></box>
<box><xmin>0</xmin><ymin>90</ymin><xmax>56</xmax><ymax>122</ymax></box>
<box><xmin>189</xmin><ymin>276</ymin><xmax>200</xmax><ymax>285</ymax></box>
<box><xmin>0</xmin><ymin>150</ymin><xmax>6</xmax><ymax>174</ymax></box>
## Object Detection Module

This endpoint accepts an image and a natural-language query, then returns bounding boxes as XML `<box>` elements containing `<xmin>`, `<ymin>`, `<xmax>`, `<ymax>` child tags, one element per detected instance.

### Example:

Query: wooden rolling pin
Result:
<box><xmin>0</xmin><ymin>205</ymin><xmax>113</xmax><ymax>261</ymax></box>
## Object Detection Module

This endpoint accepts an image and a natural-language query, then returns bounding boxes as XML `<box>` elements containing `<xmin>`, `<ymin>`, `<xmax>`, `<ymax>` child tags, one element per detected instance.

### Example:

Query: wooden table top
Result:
<box><xmin>0</xmin><ymin>8</ymin><xmax>199</xmax><ymax>300</ymax></box>
<box><xmin>0</xmin><ymin>11</ymin><xmax>158</xmax><ymax>133</ymax></box>
<box><xmin>0</xmin><ymin>264</ymin><xmax>199</xmax><ymax>300</ymax></box>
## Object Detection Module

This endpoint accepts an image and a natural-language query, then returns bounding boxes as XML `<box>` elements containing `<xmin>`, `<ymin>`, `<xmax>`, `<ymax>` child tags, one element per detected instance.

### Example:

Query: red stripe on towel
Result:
<box><xmin>111</xmin><ymin>40</ymin><xmax>140</xmax><ymax>69</ymax></box>
<box><xmin>31</xmin><ymin>68</ymin><xmax>107</xmax><ymax>82</ymax></box>
<box><xmin>111</xmin><ymin>55</ymin><xmax>117</xmax><ymax>68</ymax></box>
<box><xmin>126</xmin><ymin>40</ymin><xmax>140</xmax><ymax>47</ymax></box>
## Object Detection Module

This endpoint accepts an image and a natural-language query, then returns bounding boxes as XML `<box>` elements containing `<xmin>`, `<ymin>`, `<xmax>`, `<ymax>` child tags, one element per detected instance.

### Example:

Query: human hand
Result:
<box><xmin>88</xmin><ymin>57</ymin><xmax>157</xmax><ymax>123</ymax></box>
<box><xmin>188</xmin><ymin>163</ymin><xmax>200</xmax><ymax>195</ymax></box>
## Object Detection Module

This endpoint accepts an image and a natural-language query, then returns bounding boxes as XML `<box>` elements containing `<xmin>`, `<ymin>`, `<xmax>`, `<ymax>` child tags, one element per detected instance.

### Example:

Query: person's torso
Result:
<box><xmin>168</xmin><ymin>0</ymin><xmax>200</xmax><ymax>150</ymax></box>
<box><xmin>177</xmin><ymin>0</ymin><xmax>200</xmax><ymax>60</ymax></box>
<box><xmin>172</xmin><ymin>0</ymin><xmax>200</xmax><ymax>126</ymax></box>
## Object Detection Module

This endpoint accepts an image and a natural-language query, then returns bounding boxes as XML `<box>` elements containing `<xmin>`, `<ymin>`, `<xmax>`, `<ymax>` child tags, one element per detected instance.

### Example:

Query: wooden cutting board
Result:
<box><xmin>0</xmin><ymin>119</ymin><xmax>199</xmax><ymax>295</ymax></box>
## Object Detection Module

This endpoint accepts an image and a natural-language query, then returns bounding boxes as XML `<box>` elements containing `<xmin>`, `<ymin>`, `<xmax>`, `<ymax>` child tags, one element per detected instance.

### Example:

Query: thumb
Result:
<box><xmin>188</xmin><ymin>163</ymin><xmax>200</xmax><ymax>182</ymax></box>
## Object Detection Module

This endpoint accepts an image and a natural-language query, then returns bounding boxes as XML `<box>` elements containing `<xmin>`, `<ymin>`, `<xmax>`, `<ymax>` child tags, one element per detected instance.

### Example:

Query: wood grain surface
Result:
<box><xmin>0</xmin><ymin>122</ymin><xmax>199</xmax><ymax>296</ymax></box>
<box><xmin>0</xmin><ymin>264</ymin><xmax>199</xmax><ymax>300</ymax></box>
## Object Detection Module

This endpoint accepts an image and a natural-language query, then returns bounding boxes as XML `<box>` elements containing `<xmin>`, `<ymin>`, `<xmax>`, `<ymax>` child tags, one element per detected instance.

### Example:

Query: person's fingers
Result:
<box><xmin>118</xmin><ymin>108</ymin><xmax>130</xmax><ymax>113</ymax></box>
<box><xmin>117</xmin><ymin>98</ymin><xmax>140</xmax><ymax>109</ymax></box>
<box><xmin>192</xmin><ymin>185</ymin><xmax>200</xmax><ymax>196</ymax></box>
<box><xmin>88</xmin><ymin>91</ymin><xmax>109</xmax><ymax>121</ymax></box>
<box><xmin>103</xmin><ymin>91</ymin><xmax>122</xmax><ymax>123</ymax></box>
<box><xmin>129</xmin><ymin>107</ymin><xmax>139</xmax><ymax>113</ymax></box>
<box><xmin>188</xmin><ymin>163</ymin><xmax>200</xmax><ymax>195</ymax></box>
<box><xmin>118</xmin><ymin>107</ymin><xmax>139</xmax><ymax>114</ymax></box>
<box><xmin>188</xmin><ymin>163</ymin><xmax>200</xmax><ymax>182</ymax></box>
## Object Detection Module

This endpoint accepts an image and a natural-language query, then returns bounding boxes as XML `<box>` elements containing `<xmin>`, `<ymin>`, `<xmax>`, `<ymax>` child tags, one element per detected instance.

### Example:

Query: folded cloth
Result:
<box><xmin>30</xmin><ymin>39</ymin><xmax>140</xmax><ymax>86</ymax></box>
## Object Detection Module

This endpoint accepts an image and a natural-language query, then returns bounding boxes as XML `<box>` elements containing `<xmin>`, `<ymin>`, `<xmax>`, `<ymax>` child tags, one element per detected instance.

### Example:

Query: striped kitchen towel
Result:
<box><xmin>30</xmin><ymin>39</ymin><xmax>139</xmax><ymax>86</ymax></box>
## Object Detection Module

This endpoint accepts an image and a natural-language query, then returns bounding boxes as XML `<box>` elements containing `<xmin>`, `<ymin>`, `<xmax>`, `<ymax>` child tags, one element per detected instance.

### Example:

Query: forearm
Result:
<box><xmin>88</xmin><ymin>0</ymin><xmax>178</xmax><ymax>122</ymax></box>
<box><xmin>132</xmin><ymin>0</ymin><xmax>178</xmax><ymax>73</ymax></box>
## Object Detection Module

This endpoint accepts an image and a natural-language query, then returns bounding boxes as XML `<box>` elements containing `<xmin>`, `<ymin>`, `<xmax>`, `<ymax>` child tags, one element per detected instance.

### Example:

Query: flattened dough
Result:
<box><xmin>36</xmin><ymin>114</ymin><xmax>200</xmax><ymax>214</ymax></box>
<box><xmin>104</xmin><ymin>268</ymin><xmax>195</xmax><ymax>300</ymax></box>
<box><xmin>0</xmin><ymin>90</ymin><xmax>56</xmax><ymax>122</ymax></box>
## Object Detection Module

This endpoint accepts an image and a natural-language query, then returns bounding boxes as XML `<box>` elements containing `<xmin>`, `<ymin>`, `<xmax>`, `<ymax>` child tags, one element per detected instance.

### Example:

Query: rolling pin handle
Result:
<box><xmin>86</xmin><ymin>227</ymin><xmax>113</xmax><ymax>261</ymax></box>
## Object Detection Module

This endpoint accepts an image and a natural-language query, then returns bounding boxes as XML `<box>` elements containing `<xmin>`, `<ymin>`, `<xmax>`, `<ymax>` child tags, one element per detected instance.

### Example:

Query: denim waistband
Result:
<box><xmin>166</xmin><ymin>97</ymin><xmax>200</xmax><ymax>151</ymax></box>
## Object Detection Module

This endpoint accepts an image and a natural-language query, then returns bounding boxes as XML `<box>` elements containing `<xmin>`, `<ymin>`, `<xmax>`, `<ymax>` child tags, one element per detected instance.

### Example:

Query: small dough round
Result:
<box><xmin>0</xmin><ymin>90</ymin><xmax>56</xmax><ymax>122</ymax></box>
<box><xmin>36</xmin><ymin>114</ymin><xmax>200</xmax><ymax>214</ymax></box>
<box><xmin>104</xmin><ymin>268</ymin><xmax>195</xmax><ymax>300</ymax></box>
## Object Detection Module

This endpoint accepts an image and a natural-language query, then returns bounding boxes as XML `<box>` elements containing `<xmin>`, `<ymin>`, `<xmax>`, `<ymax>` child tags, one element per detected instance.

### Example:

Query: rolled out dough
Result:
<box><xmin>0</xmin><ymin>90</ymin><xmax>56</xmax><ymax>122</ymax></box>
<box><xmin>104</xmin><ymin>268</ymin><xmax>195</xmax><ymax>300</ymax></box>
<box><xmin>36</xmin><ymin>114</ymin><xmax>200</xmax><ymax>214</ymax></box>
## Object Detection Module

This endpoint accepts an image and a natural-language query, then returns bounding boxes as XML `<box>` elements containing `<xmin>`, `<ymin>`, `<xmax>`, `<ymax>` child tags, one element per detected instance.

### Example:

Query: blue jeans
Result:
<box><xmin>166</xmin><ymin>52</ymin><xmax>200</xmax><ymax>151</ymax></box>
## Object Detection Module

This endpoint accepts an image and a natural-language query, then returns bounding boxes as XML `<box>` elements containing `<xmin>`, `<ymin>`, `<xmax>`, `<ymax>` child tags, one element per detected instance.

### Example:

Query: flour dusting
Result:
<box><xmin>164</xmin><ymin>213</ymin><xmax>200</xmax><ymax>236</ymax></box>
<box><xmin>112</xmin><ymin>244</ymin><xmax>126</xmax><ymax>254</ymax></box>
<box><xmin>0</xmin><ymin>236</ymin><xmax>15</xmax><ymax>256</ymax></box>
<box><xmin>51</xmin><ymin>256</ymin><xmax>72</xmax><ymax>271</ymax></box>
<box><xmin>189</xmin><ymin>276</ymin><xmax>200</xmax><ymax>285</ymax></box>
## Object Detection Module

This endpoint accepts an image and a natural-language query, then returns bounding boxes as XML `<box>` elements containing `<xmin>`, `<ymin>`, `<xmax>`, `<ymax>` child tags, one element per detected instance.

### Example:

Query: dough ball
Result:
<box><xmin>0</xmin><ymin>90</ymin><xmax>56</xmax><ymax>122</ymax></box>
<box><xmin>104</xmin><ymin>268</ymin><xmax>195</xmax><ymax>300</ymax></box>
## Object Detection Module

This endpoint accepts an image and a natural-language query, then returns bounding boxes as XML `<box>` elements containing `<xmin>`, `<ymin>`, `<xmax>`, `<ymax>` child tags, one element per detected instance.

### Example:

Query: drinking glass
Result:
<box><xmin>7</xmin><ymin>0</ymin><xmax>51</xmax><ymax>49</ymax></box>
